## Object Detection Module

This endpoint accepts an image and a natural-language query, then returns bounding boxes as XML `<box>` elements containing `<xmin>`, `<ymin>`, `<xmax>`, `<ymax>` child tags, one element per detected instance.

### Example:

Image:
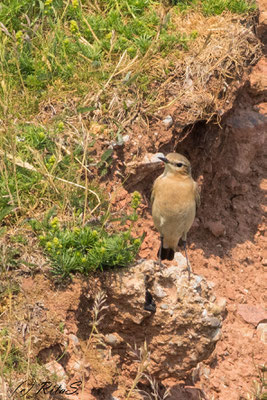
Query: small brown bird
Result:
<box><xmin>151</xmin><ymin>153</ymin><xmax>200</xmax><ymax>279</ymax></box>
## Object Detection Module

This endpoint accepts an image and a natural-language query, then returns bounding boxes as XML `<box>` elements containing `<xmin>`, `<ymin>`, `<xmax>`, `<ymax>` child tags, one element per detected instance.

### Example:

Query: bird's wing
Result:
<box><xmin>151</xmin><ymin>181</ymin><xmax>156</xmax><ymax>207</ymax></box>
<box><xmin>194</xmin><ymin>182</ymin><xmax>201</xmax><ymax>209</ymax></box>
<box><xmin>151</xmin><ymin>176</ymin><xmax>160</xmax><ymax>207</ymax></box>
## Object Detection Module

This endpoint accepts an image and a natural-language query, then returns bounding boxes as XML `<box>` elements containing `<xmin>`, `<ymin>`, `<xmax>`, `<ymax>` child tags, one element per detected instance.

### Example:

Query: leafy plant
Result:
<box><xmin>30</xmin><ymin>195</ymin><xmax>143</xmax><ymax>279</ymax></box>
<box><xmin>97</xmin><ymin>148</ymin><xmax>114</xmax><ymax>177</ymax></box>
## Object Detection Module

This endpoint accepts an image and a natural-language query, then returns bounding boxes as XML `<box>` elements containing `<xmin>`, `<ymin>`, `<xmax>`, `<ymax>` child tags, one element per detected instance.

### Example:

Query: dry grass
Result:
<box><xmin>33</xmin><ymin>11</ymin><xmax>261</xmax><ymax>139</ymax></box>
<box><xmin>144</xmin><ymin>11</ymin><xmax>261</xmax><ymax>125</ymax></box>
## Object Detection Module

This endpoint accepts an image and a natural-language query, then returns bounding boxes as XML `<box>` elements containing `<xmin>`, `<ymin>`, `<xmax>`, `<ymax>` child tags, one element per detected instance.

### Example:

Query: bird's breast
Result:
<box><xmin>152</xmin><ymin>176</ymin><xmax>196</xmax><ymax>214</ymax></box>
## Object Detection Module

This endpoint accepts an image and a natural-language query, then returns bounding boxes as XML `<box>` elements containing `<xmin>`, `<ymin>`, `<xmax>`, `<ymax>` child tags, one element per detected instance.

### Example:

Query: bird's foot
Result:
<box><xmin>154</xmin><ymin>259</ymin><xmax>166</xmax><ymax>270</ymax></box>
<box><xmin>181</xmin><ymin>263</ymin><xmax>192</xmax><ymax>281</ymax></box>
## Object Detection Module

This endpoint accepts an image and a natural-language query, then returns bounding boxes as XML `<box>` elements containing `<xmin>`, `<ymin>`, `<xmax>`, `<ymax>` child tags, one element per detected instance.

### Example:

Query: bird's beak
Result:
<box><xmin>158</xmin><ymin>156</ymin><xmax>169</xmax><ymax>164</ymax></box>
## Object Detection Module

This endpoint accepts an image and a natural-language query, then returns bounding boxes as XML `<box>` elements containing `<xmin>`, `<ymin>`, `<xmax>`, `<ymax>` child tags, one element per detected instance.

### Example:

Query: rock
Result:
<box><xmin>174</xmin><ymin>252</ymin><xmax>187</xmax><ymax>269</ymax></box>
<box><xmin>203</xmin><ymin>317</ymin><xmax>221</xmax><ymax>328</ymax></box>
<box><xmin>237</xmin><ymin>304</ymin><xmax>267</xmax><ymax>326</ymax></box>
<box><xmin>249</xmin><ymin>58</ymin><xmax>267</xmax><ymax>96</ymax></box>
<box><xmin>226</xmin><ymin>109</ymin><xmax>267</xmax><ymax>175</ymax></box>
<box><xmin>69</xmin><ymin>334</ymin><xmax>79</xmax><ymax>347</ymax></box>
<box><xmin>105</xmin><ymin>333</ymin><xmax>123</xmax><ymax>346</ymax></box>
<box><xmin>154</xmin><ymin>283</ymin><xmax>167</xmax><ymax>298</ymax></box>
<box><xmin>257</xmin><ymin>323</ymin><xmax>267</xmax><ymax>344</ymax></box>
<box><xmin>44</xmin><ymin>360</ymin><xmax>67</xmax><ymax>381</ymax></box>
<box><xmin>256</xmin><ymin>0</ymin><xmax>267</xmax><ymax>42</ymax></box>
<box><xmin>122</xmin><ymin>134</ymin><xmax>130</xmax><ymax>143</ymax></box>
<box><xmin>210</xmin><ymin>297</ymin><xmax>227</xmax><ymax>315</ymax></box>
<box><xmin>205</xmin><ymin>221</ymin><xmax>225</xmax><ymax>237</ymax></box>
<box><xmin>210</xmin><ymin>328</ymin><xmax>222</xmax><ymax>342</ymax></box>
<box><xmin>100</xmin><ymin>260</ymin><xmax>223</xmax><ymax>381</ymax></box>
<box><xmin>168</xmin><ymin>385</ymin><xmax>206</xmax><ymax>400</ymax></box>
<box><xmin>72</xmin><ymin>360</ymin><xmax>82</xmax><ymax>371</ymax></box>
<box><xmin>160</xmin><ymin>303</ymin><xmax>169</xmax><ymax>310</ymax></box>
<box><xmin>125</xmin><ymin>152</ymin><xmax>165</xmax><ymax>185</ymax></box>
<box><xmin>162</xmin><ymin>115</ymin><xmax>173</xmax><ymax>128</ymax></box>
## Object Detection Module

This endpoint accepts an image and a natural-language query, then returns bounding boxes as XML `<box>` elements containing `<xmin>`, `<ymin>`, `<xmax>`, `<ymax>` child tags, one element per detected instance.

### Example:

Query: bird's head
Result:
<box><xmin>158</xmin><ymin>153</ymin><xmax>192</xmax><ymax>177</ymax></box>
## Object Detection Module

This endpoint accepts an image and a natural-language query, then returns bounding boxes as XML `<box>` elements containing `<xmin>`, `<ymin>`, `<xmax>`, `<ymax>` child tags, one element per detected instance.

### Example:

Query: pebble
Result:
<box><xmin>206</xmin><ymin>221</ymin><xmax>225</xmax><ymax>237</ymax></box>
<box><xmin>210</xmin><ymin>328</ymin><xmax>222</xmax><ymax>342</ymax></box>
<box><xmin>44</xmin><ymin>360</ymin><xmax>66</xmax><ymax>379</ymax></box>
<box><xmin>174</xmin><ymin>252</ymin><xmax>187</xmax><ymax>268</ymax></box>
<box><xmin>160</xmin><ymin>304</ymin><xmax>169</xmax><ymax>310</ymax></box>
<box><xmin>162</xmin><ymin>115</ymin><xmax>173</xmax><ymax>128</ymax></box>
<box><xmin>257</xmin><ymin>323</ymin><xmax>267</xmax><ymax>344</ymax></box>
<box><xmin>69</xmin><ymin>334</ymin><xmax>79</xmax><ymax>346</ymax></box>
<box><xmin>202</xmin><ymin>309</ymin><xmax>208</xmax><ymax>318</ymax></box>
<box><xmin>154</xmin><ymin>283</ymin><xmax>167</xmax><ymax>298</ymax></box>
<box><xmin>105</xmin><ymin>334</ymin><xmax>118</xmax><ymax>346</ymax></box>
<box><xmin>194</xmin><ymin>275</ymin><xmax>203</xmax><ymax>286</ymax></box>
<box><xmin>122</xmin><ymin>134</ymin><xmax>130</xmax><ymax>143</ymax></box>
<box><xmin>204</xmin><ymin>317</ymin><xmax>221</xmax><ymax>328</ymax></box>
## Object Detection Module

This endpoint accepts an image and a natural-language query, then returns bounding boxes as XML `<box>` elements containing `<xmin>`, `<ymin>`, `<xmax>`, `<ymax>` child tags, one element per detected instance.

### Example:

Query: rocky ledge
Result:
<box><xmin>101</xmin><ymin>255</ymin><xmax>226</xmax><ymax>381</ymax></box>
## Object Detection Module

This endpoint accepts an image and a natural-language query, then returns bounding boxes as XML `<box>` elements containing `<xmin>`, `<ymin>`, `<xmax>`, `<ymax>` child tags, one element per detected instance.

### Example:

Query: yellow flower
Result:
<box><xmin>50</xmin><ymin>217</ymin><xmax>59</xmax><ymax>226</ymax></box>
<box><xmin>38</xmin><ymin>131</ymin><xmax>45</xmax><ymax>139</ymax></box>
<box><xmin>57</xmin><ymin>121</ymin><xmax>64</xmax><ymax>131</ymax></box>
<box><xmin>53</xmin><ymin>237</ymin><xmax>59</xmax><ymax>245</ymax></box>
<box><xmin>48</xmin><ymin>155</ymin><xmax>56</xmax><ymax>164</ymax></box>
<box><xmin>15</xmin><ymin>31</ymin><xmax>23</xmax><ymax>42</ymax></box>
<box><xmin>70</xmin><ymin>20</ymin><xmax>79</xmax><ymax>35</ymax></box>
<box><xmin>72</xmin><ymin>0</ymin><xmax>79</xmax><ymax>8</ymax></box>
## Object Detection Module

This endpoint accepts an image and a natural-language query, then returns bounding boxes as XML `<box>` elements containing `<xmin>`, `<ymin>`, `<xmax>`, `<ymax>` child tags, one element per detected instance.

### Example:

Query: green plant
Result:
<box><xmin>30</xmin><ymin>209</ymin><xmax>143</xmax><ymax>279</ymax></box>
<box><xmin>0</xmin><ymin>243</ymin><xmax>22</xmax><ymax>274</ymax></box>
<box><xmin>97</xmin><ymin>148</ymin><xmax>114</xmax><ymax>177</ymax></box>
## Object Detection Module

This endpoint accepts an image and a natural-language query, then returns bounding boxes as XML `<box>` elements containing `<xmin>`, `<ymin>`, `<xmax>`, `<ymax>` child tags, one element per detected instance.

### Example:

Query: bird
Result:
<box><xmin>151</xmin><ymin>152</ymin><xmax>200</xmax><ymax>280</ymax></box>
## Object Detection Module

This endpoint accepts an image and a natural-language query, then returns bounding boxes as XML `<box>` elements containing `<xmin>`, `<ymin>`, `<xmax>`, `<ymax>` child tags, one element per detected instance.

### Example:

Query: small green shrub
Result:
<box><xmin>30</xmin><ymin>217</ymin><xmax>142</xmax><ymax>278</ymax></box>
<box><xmin>30</xmin><ymin>191</ymin><xmax>143</xmax><ymax>279</ymax></box>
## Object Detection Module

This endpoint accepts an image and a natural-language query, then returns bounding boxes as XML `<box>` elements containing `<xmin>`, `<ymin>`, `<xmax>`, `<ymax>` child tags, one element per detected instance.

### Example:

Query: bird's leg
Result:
<box><xmin>182</xmin><ymin>240</ymin><xmax>192</xmax><ymax>281</ymax></box>
<box><xmin>158</xmin><ymin>236</ymin><xmax>164</xmax><ymax>268</ymax></box>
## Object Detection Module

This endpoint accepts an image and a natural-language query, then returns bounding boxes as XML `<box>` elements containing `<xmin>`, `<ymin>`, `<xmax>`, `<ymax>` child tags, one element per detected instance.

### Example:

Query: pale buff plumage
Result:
<box><xmin>151</xmin><ymin>153</ymin><xmax>200</xmax><ymax>255</ymax></box>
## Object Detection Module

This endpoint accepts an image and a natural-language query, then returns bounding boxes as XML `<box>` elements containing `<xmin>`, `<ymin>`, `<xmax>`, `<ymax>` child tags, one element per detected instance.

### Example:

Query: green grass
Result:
<box><xmin>0</xmin><ymin>0</ymin><xmax>192</xmax><ymax>116</ymax></box>
<box><xmin>0</xmin><ymin>0</ymin><xmax>255</xmax><ymax>118</ymax></box>
<box><xmin>0</xmin><ymin>329</ymin><xmax>26</xmax><ymax>376</ymax></box>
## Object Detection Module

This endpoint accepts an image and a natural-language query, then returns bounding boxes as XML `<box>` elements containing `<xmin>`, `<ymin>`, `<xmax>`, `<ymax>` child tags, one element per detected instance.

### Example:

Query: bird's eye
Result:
<box><xmin>176</xmin><ymin>163</ymin><xmax>183</xmax><ymax>167</ymax></box>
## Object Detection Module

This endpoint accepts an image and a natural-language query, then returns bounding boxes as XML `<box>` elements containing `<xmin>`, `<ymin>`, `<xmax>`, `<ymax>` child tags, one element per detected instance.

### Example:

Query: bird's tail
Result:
<box><xmin>157</xmin><ymin>246</ymin><xmax>174</xmax><ymax>261</ymax></box>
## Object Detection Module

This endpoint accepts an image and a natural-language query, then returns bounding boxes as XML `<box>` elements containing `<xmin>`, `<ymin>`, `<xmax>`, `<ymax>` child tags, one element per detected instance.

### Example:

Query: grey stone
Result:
<box><xmin>162</xmin><ymin>115</ymin><xmax>173</xmax><ymax>128</ymax></box>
